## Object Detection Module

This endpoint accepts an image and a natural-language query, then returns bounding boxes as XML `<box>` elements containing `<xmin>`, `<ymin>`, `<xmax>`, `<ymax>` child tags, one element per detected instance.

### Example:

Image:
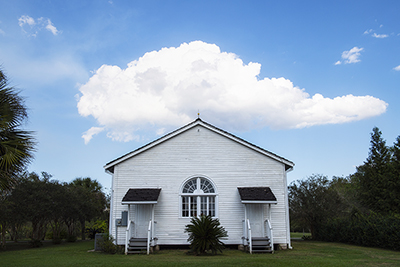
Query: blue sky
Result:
<box><xmin>1</xmin><ymin>0</ymin><xmax>399</xmax><ymax>192</ymax></box>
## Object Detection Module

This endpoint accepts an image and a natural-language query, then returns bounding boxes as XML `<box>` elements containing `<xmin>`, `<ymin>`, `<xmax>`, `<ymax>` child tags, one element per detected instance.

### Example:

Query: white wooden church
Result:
<box><xmin>104</xmin><ymin>118</ymin><xmax>294</xmax><ymax>254</ymax></box>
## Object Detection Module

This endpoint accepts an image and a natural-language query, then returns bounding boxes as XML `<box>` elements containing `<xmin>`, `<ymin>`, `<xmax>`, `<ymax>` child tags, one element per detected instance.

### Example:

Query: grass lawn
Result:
<box><xmin>1</xmin><ymin>240</ymin><xmax>400</xmax><ymax>267</ymax></box>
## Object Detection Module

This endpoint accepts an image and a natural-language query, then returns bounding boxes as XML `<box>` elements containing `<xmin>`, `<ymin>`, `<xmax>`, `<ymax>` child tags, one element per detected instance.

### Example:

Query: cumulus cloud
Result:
<box><xmin>394</xmin><ymin>65</ymin><xmax>400</xmax><ymax>71</ymax></box>
<box><xmin>336</xmin><ymin>47</ymin><xmax>364</xmax><ymax>65</ymax></box>
<box><xmin>77</xmin><ymin>41</ymin><xmax>388</xmax><ymax>143</ymax></box>
<box><xmin>18</xmin><ymin>15</ymin><xmax>60</xmax><ymax>36</ymax></box>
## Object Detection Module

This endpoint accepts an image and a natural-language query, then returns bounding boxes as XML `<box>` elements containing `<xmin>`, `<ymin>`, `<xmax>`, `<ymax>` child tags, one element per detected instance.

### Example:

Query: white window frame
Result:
<box><xmin>179</xmin><ymin>176</ymin><xmax>218</xmax><ymax>218</ymax></box>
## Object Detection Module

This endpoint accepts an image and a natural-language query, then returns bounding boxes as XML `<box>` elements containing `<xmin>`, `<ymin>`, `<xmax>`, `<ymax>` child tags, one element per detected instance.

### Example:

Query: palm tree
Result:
<box><xmin>0</xmin><ymin>69</ymin><xmax>35</xmax><ymax>190</ymax></box>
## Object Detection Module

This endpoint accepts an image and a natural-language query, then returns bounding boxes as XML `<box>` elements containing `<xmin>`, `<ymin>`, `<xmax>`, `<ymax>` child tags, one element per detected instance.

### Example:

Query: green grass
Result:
<box><xmin>1</xmin><ymin>240</ymin><xmax>400</xmax><ymax>266</ymax></box>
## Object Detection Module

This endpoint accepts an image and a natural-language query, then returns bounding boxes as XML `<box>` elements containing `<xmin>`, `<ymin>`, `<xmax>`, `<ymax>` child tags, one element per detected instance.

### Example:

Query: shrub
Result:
<box><xmin>184</xmin><ymin>215</ymin><xmax>228</xmax><ymax>255</ymax></box>
<box><xmin>86</xmin><ymin>220</ymin><xmax>107</xmax><ymax>239</ymax></box>
<box><xmin>96</xmin><ymin>233</ymin><xmax>119</xmax><ymax>254</ymax></box>
<box><xmin>29</xmin><ymin>239</ymin><xmax>43</xmax><ymax>248</ymax></box>
<box><xmin>66</xmin><ymin>234</ymin><xmax>77</xmax><ymax>242</ymax></box>
<box><xmin>317</xmin><ymin>211</ymin><xmax>400</xmax><ymax>250</ymax></box>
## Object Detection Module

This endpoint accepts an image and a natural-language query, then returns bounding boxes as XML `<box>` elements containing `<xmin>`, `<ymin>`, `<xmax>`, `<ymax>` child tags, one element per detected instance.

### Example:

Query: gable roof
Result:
<box><xmin>121</xmin><ymin>188</ymin><xmax>161</xmax><ymax>204</ymax></box>
<box><xmin>237</xmin><ymin>187</ymin><xmax>277</xmax><ymax>204</ymax></box>
<box><xmin>104</xmin><ymin>118</ymin><xmax>294</xmax><ymax>173</ymax></box>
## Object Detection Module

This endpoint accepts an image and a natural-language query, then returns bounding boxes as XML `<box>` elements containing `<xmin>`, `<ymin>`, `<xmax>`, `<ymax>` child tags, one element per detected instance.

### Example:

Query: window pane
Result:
<box><xmin>200</xmin><ymin>178</ymin><xmax>215</xmax><ymax>193</ymax></box>
<box><xmin>183</xmin><ymin>179</ymin><xmax>197</xmax><ymax>193</ymax></box>
<box><xmin>200</xmin><ymin>196</ymin><xmax>207</xmax><ymax>216</ymax></box>
<box><xmin>182</xmin><ymin>196</ymin><xmax>189</xmax><ymax>217</ymax></box>
<box><xmin>190</xmin><ymin>197</ymin><xmax>197</xmax><ymax>217</ymax></box>
<box><xmin>209</xmin><ymin>196</ymin><xmax>215</xmax><ymax>217</ymax></box>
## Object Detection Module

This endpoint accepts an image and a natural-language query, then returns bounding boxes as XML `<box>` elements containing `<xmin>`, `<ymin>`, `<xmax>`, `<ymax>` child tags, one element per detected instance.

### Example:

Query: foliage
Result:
<box><xmin>2</xmin><ymin>172</ymin><xmax>107</xmax><ymax>248</ymax></box>
<box><xmin>86</xmin><ymin>220</ymin><xmax>107</xmax><ymax>239</ymax></box>
<box><xmin>318</xmin><ymin>211</ymin><xmax>400</xmax><ymax>250</ymax></box>
<box><xmin>290</xmin><ymin>127</ymin><xmax>400</xmax><ymax>250</ymax></box>
<box><xmin>0</xmin><ymin>69</ymin><xmax>35</xmax><ymax>191</ymax></box>
<box><xmin>96</xmin><ymin>233</ymin><xmax>120</xmax><ymax>254</ymax></box>
<box><xmin>351</xmin><ymin>127</ymin><xmax>399</xmax><ymax>214</ymax></box>
<box><xmin>70</xmin><ymin>177</ymin><xmax>107</xmax><ymax>240</ymax></box>
<box><xmin>288</xmin><ymin>174</ymin><xmax>349</xmax><ymax>239</ymax></box>
<box><xmin>184</xmin><ymin>215</ymin><xmax>228</xmax><ymax>255</ymax></box>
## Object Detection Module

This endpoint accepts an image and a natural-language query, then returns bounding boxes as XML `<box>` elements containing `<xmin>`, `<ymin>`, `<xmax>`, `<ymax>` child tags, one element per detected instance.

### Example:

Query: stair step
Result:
<box><xmin>128</xmin><ymin>246</ymin><xmax>147</xmax><ymax>250</ymax></box>
<box><xmin>129</xmin><ymin>240</ymin><xmax>147</xmax><ymax>242</ymax></box>
<box><xmin>251</xmin><ymin>240</ymin><xmax>271</xmax><ymax>246</ymax></box>
<box><xmin>129</xmin><ymin>241</ymin><xmax>147</xmax><ymax>246</ymax></box>
<box><xmin>251</xmin><ymin>237</ymin><xmax>269</xmax><ymax>241</ymax></box>
<box><xmin>127</xmin><ymin>250</ymin><xmax>146</xmax><ymax>254</ymax></box>
<box><xmin>252</xmin><ymin>249</ymin><xmax>273</xmax><ymax>253</ymax></box>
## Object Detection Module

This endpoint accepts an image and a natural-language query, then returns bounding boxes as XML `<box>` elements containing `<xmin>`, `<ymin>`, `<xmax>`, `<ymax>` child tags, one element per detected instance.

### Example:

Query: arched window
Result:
<box><xmin>181</xmin><ymin>177</ymin><xmax>217</xmax><ymax>217</ymax></box>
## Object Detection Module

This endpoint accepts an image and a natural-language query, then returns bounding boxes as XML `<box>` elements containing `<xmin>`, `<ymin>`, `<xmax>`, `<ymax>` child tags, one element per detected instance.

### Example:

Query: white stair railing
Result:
<box><xmin>265</xmin><ymin>219</ymin><xmax>274</xmax><ymax>252</ymax></box>
<box><xmin>147</xmin><ymin>220</ymin><xmax>152</xmax><ymax>255</ymax></box>
<box><xmin>125</xmin><ymin>221</ymin><xmax>134</xmax><ymax>255</ymax></box>
<box><xmin>246</xmin><ymin>219</ymin><xmax>252</xmax><ymax>254</ymax></box>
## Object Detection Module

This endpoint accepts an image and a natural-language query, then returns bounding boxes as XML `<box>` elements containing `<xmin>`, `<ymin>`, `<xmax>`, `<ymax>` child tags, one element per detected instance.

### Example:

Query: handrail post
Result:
<box><xmin>265</xmin><ymin>219</ymin><xmax>274</xmax><ymax>252</ymax></box>
<box><xmin>247</xmin><ymin>219</ymin><xmax>252</xmax><ymax>254</ymax></box>
<box><xmin>125</xmin><ymin>220</ymin><xmax>132</xmax><ymax>255</ymax></box>
<box><xmin>147</xmin><ymin>220</ymin><xmax>152</xmax><ymax>255</ymax></box>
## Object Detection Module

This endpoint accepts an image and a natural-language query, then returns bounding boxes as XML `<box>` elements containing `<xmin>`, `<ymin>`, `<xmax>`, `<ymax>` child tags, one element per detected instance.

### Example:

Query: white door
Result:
<box><xmin>135</xmin><ymin>205</ymin><xmax>152</xmax><ymax>238</ymax></box>
<box><xmin>247</xmin><ymin>204</ymin><xmax>264</xmax><ymax>237</ymax></box>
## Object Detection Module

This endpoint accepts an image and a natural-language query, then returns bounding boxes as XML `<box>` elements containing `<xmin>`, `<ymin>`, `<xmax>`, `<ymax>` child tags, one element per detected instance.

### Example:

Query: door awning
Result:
<box><xmin>122</xmin><ymin>188</ymin><xmax>161</xmax><ymax>205</ymax></box>
<box><xmin>237</xmin><ymin>187</ymin><xmax>277</xmax><ymax>204</ymax></box>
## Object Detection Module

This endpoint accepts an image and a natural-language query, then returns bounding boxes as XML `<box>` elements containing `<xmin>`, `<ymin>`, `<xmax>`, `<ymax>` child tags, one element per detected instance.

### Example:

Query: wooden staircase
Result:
<box><xmin>126</xmin><ymin>238</ymin><xmax>147</xmax><ymax>254</ymax></box>
<box><xmin>251</xmin><ymin>237</ymin><xmax>273</xmax><ymax>253</ymax></box>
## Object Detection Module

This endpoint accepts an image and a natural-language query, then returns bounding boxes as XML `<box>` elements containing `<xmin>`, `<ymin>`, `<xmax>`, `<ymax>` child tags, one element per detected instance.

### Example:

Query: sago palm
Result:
<box><xmin>184</xmin><ymin>215</ymin><xmax>228</xmax><ymax>255</ymax></box>
<box><xmin>0</xmin><ymin>69</ymin><xmax>35</xmax><ymax>190</ymax></box>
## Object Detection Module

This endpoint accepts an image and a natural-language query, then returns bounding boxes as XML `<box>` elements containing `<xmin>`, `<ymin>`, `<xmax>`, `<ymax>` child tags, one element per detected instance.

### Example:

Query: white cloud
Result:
<box><xmin>394</xmin><ymin>65</ymin><xmax>400</xmax><ymax>71</ymax></box>
<box><xmin>82</xmin><ymin>127</ymin><xmax>105</xmax><ymax>144</ymax></box>
<box><xmin>340</xmin><ymin>47</ymin><xmax>364</xmax><ymax>64</ymax></box>
<box><xmin>44</xmin><ymin>18</ymin><xmax>60</xmax><ymax>35</ymax></box>
<box><xmin>363</xmin><ymin>29</ymin><xmax>373</xmax><ymax>35</ymax></box>
<box><xmin>372</xmin><ymin>33</ymin><xmax>388</xmax><ymax>38</ymax></box>
<box><xmin>18</xmin><ymin>15</ymin><xmax>36</xmax><ymax>27</ymax></box>
<box><xmin>77</xmin><ymin>41</ymin><xmax>388</xmax><ymax>143</ymax></box>
<box><xmin>334</xmin><ymin>60</ymin><xmax>342</xmax><ymax>65</ymax></box>
<box><xmin>18</xmin><ymin>15</ymin><xmax>60</xmax><ymax>37</ymax></box>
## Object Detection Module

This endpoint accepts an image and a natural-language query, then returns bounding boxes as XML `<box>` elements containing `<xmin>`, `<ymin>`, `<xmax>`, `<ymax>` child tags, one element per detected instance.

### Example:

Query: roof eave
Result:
<box><xmin>241</xmin><ymin>200</ymin><xmax>278</xmax><ymax>204</ymax></box>
<box><xmin>121</xmin><ymin>201</ymin><xmax>158</xmax><ymax>205</ymax></box>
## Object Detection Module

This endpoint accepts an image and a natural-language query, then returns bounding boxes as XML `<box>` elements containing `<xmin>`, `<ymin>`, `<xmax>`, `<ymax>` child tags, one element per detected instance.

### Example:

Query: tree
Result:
<box><xmin>184</xmin><ymin>215</ymin><xmax>228</xmax><ymax>255</ymax></box>
<box><xmin>9</xmin><ymin>172</ymin><xmax>54</xmax><ymax>246</ymax></box>
<box><xmin>353</xmin><ymin>127</ymin><xmax>395</xmax><ymax>213</ymax></box>
<box><xmin>289</xmin><ymin>174</ymin><xmax>346</xmax><ymax>239</ymax></box>
<box><xmin>70</xmin><ymin>177</ymin><xmax>106</xmax><ymax>240</ymax></box>
<box><xmin>0</xmin><ymin>69</ymin><xmax>35</xmax><ymax>191</ymax></box>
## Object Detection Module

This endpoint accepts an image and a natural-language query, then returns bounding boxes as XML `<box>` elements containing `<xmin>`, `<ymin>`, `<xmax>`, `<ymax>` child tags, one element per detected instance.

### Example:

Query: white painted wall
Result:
<box><xmin>109</xmin><ymin>124</ymin><xmax>291</xmax><ymax>247</ymax></box>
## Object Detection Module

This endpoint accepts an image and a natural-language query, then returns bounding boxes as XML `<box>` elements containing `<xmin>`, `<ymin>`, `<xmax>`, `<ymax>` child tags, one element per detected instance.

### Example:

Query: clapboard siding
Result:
<box><xmin>109</xmin><ymin>122</ymin><xmax>293</xmax><ymax>247</ymax></box>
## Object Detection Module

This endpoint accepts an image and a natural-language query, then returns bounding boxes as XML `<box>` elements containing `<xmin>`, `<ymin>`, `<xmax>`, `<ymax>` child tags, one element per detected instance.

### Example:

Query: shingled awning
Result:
<box><xmin>121</xmin><ymin>188</ymin><xmax>161</xmax><ymax>204</ymax></box>
<box><xmin>237</xmin><ymin>187</ymin><xmax>277</xmax><ymax>204</ymax></box>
